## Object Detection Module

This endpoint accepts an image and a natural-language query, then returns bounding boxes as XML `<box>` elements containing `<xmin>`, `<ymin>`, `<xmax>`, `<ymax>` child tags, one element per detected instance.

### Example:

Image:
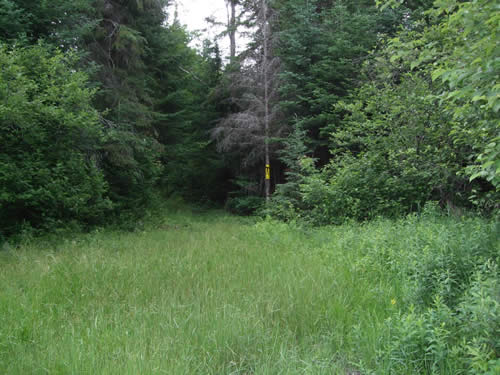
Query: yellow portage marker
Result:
<box><xmin>265</xmin><ymin>164</ymin><xmax>270</xmax><ymax>180</ymax></box>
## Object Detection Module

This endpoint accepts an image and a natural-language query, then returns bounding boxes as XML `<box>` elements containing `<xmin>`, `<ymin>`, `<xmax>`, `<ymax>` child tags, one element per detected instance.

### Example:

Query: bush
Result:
<box><xmin>225</xmin><ymin>195</ymin><xmax>265</xmax><ymax>216</ymax></box>
<box><xmin>0</xmin><ymin>43</ymin><xmax>111</xmax><ymax>236</ymax></box>
<box><xmin>355</xmin><ymin>215</ymin><xmax>500</xmax><ymax>374</ymax></box>
<box><xmin>379</xmin><ymin>263</ymin><xmax>499</xmax><ymax>374</ymax></box>
<box><xmin>268</xmin><ymin>152</ymin><xmax>434</xmax><ymax>225</ymax></box>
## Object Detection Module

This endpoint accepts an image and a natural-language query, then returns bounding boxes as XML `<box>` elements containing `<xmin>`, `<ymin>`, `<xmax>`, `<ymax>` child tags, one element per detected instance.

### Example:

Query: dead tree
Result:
<box><xmin>212</xmin><ymin>0</ymin><xmax>285</xmax><ymax>201</ymax></box>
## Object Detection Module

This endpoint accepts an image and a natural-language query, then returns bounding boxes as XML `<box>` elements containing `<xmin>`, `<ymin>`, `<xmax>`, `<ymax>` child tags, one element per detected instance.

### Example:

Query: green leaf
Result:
<box><xmin>431</xmin><ymin>69</ymin><xmax>446</xmax><ymax>81</ymax></box>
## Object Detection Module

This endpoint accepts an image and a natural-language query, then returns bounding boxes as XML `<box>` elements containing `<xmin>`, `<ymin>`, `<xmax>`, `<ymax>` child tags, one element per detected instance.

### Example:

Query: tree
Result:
<box><xmin>80</xmin><ymin>0</ymin><xmax>170</xmax><ymax>209</ymax></box>
<box><xmin>213</xmin><ymin>0</ymin><xmax>286</xmax><ymax>200</ymax></box>
<box><xmin>0</xmin><ymin>43</ymin><xmax>110</xmax><ymax>235</ymax></box>
<box><xmin>381</xmin><ymin>0</ymin><xmax>499</xmax><ymax>200</ymax></box>
<box><xmin>147</xmin><ymin>20</ymin><xmax>228</xmax><ymax>202</ymax></box>
<box><xmin>205</xmin><ymin>0</ymin><xmax>252</xmax><ymax>63</ymax></box>
<box><xmin>267</xmin><ymin>0</ymin><xmax>497</xmax><ymax>222</ymax></box>
<box><xmin>227</xmin><ymin>0</ymin><xmax>238</xmax><ymax>60</ymax></box>
<box><xmin>429</xmin><ymin>0</ymin><xmax>499</xmax><ymax>188</ymax></box>
<box><xmin>0</xmin><ymin>0</ymin><xmax>94</xmax><ymax>46</ymax></box>
<box><xmin>276</xmin><ymin>0</ymin><xmax>402</xmax><ymax>164</ymax></box>
<box><xmin>0</xmin><ymin>0</ymin><xmax>234</xmax><ymax>236</ymax></box>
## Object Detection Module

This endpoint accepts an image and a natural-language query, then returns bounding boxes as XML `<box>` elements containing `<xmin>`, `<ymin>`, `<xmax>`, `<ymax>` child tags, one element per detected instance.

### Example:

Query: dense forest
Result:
<box><xmin>0</xmin><ymin>0</ymin><xmax>498</xmax><ymax>237</ymax></box>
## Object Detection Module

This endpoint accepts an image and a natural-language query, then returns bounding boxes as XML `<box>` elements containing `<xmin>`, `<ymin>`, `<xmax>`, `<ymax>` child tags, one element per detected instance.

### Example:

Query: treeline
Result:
<box><xmin>0</xmin><ymin>0</ymin><xmax>498</xmax><ymax>237</ymax></box>
<box><xmin>0</xmin><ymin>0</ymin><xmax>229</xmax><ymax>237</ymax></box>
<box><xmin>217</xmin><ymin>0</ymin><xmax>499</xmax><ymax>222</ymax></box>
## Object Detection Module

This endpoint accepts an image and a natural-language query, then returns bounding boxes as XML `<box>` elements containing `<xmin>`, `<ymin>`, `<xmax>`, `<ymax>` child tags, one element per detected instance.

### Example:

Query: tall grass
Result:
<box><xmin>0</xmin><ymin>208</ymin><xmax>498</xmax><ymax>374</ymax></box>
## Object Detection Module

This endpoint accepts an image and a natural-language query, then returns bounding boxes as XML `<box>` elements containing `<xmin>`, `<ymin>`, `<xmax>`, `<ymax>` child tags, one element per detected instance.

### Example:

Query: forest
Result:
<box><xmin>0</xmin><ymin>0</ymin><xmax>498</xmax><ymax>235</ymax></box>
<box><xmin>0</xmin><ymin>0</ymin><xmax>498</xmax><ymax>373</ymax></box>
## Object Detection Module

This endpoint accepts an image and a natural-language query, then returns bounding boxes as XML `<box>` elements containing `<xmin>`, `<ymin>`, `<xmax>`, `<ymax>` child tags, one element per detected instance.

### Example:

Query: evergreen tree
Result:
<box><xmin>0</xmin><ymin>0</ymin><xmax>93</xmax><ymax>45</ymax></box>
<box><xmin>268</xmin><ymin>0</ymin><xmax>498</xmax><ymax>223</ymax></box>
<box><xmin>0</xmin><ymin>0</ymin><xmax>228</xmax><ymax>235</ymax></box>
<box><xmin>78</xmin><ymin>0</ymin><xmax>169</xmax><ymax>209</ymax></box>
<box><xmin>276</xmin><ymin>0</ymin><xmax>402</xmax><ymax>163</ymax></box>
<box><xmin>148</xmin><ymin>20</ymin><xmax>228</xmax><ymax>202</ymax></box>
<box><xmin>0</xmin><ymin>44</ymin><xmax>111</xmax><ymax>236</ymax></box>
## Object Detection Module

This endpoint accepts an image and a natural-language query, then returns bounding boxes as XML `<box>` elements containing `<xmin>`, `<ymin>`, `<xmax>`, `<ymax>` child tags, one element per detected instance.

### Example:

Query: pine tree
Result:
<box><xmin>276</xmin><ymin>0</ymin><xmax>402</xmax><ymax>164</ymax></box>
<box><xmin>80</xmin><ymin>0</ymin><xmax>169</xmax><ymax>208</ymax></box>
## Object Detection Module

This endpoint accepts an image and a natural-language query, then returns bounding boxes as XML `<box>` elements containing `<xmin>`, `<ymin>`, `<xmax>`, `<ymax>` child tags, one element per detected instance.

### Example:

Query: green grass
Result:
<box><xmin>0</xmin><ymin>209</ymin><xmax>498</xmax><ymax>374</ymax></box>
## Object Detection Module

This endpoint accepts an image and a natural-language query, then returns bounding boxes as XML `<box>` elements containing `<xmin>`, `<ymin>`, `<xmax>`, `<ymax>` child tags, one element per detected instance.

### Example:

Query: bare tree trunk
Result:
<box><xmin>227</xmin><ymin>0</ymin><xmax>237</xmax><ymax>61</ymax></box>
<box><xmin>262</xmin><ymin>0</ymin><xmax>270</xmax><ymax>201</ymax></box>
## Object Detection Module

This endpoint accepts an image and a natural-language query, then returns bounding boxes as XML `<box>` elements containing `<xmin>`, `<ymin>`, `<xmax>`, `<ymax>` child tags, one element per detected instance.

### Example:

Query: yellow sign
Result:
<box><xmin>265</xmin><ymin>164</ymin><xmax>270</xmax><ymax>180</ymax></box>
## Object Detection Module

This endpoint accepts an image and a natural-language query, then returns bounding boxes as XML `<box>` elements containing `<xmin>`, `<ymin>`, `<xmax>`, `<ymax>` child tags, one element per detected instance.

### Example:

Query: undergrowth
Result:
<box><xmin>0</xmin><ymin>206</ymin><xmax>498</xmax><ymax>374</ymax></box>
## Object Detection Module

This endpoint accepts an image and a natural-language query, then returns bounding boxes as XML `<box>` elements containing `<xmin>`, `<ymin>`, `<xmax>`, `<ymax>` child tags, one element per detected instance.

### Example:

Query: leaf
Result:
<box><xmin>472</xmin><ymin>95</ymin><xmax>486</xmax><ymax>102</ymax></box>
<box><xmin>431</xmin><ymin>69</ymin><xmax>446</xmax><ymax>81</ymax></box>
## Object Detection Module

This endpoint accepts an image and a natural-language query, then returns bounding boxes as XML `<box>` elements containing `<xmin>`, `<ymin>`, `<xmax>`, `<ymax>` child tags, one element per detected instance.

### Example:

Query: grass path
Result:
<box><xmin>1</xmin><ymin>210</ymin><xmax>399</xmax><ymax>374</ymax></box>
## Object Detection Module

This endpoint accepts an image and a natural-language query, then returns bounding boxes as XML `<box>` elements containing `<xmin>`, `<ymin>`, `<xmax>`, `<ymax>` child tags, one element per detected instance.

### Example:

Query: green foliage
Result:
<box><xmin>276</xmin><ymin>0</ymin><xmax>402</xmax><ymax>160</ymax></box>
<box><xmin>0</xmin><ymin>0</ymin><xmax>496</xmax><ymax>238</ymax></box>
<box><xmin>379</xmin><ymin>264</ymin><xmax>499</xmax><ymax>374</ymax></box>
<box><xmin>0</xmin><ymin>0</ymin><xmax>95</xmax><ymax>46</ymax></box>
<box><xmin>100</xmin><ymin>129</ymin><xmax>163</xmax><ymax>210</ymax></box>
<box><xmin>269</xmin><ymin>110</ymin><xmax>463</xmax><ymax>224</ymax></box>
<box><xmin>272</xmin><ymin>152</ymin><xmax>434</xmax><ymax>225</ymax></box>
<box><xmin>328</xmin><ymin>72</ymin><xmax>474</xmax><ymax>214</ymax></box>
<box><xmin>271</xmin><ymin>0</ymin><xmax>498</xmax><ymax>224</ymax></box>
<box><xmin>0</xmin><ymin>43</ymin><xmax>111</xmax><ymax>236</ymax></box>
<box><xmin>363</xmin><ymin>209</ymin><xmax>499</xmax><ymax>307</ymax></box>
<box><xmin>328</xmin><ymin>1</ymin><xmax>499</xmax><ymax>217</ymax></box>
<box><xmin>151</xmin><ymin>25</ymin><xmax>227</xmax><ymax>203</ymax></box>
<box><xmin>264</xmin><ymin>124</ymin><xmax>312</xmax><ymax>221</ymax></box>
<box><xmin>74</xmin><ymin>0</ymin><xmax>169</xmax><ymax>211</ymax></box>
<box><xmin>269</xmin><ymin>133</ymin><xmax>438</xmax><ymax>225</ymax></box>
<box><xmin>225</xmin><ymin>195</ymin><xmax>265</xmax><ymax>215</ymax></box>
<box><xmin>0</xmin><ymin>0</ymin><xmax>27</xmax><ymax>40</ymax></box>
<box><xmin>430</xmin><ymin>0</ymin><xmax>499</xmax><ymax>187</ymax></box>
<box><xmin>385</xmin><ymin>0</ymin><xmax>500</xmax><ymax>188</ymax></box>
<box><xmin>312</xmin><ymin>154</ymin><xmax>426</xmax><ymax>222</ymax></box>
<box><xmin>354</xmin><ymin>212</ymin><xmax>500</xmax><ymax>374</ymax></box>
<box><xmin>0</xmin><ymin>0</ymin><xmax>230</xmax><ymax>236</ymax></box>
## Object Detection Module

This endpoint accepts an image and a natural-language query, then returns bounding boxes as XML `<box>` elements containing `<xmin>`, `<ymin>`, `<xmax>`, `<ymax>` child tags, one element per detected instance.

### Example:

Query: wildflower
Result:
<box><xmin>391</xmin><ymin>298</ymin><xmax>397</xmax><ymax>305</ymax></box>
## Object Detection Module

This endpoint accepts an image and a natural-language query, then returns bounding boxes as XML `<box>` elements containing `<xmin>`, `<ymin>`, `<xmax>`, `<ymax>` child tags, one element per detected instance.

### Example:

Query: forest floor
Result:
<box><xmin>0</xmin><ymin>207</ymin><xmax>497</xmax><ymax>374</ymax></box>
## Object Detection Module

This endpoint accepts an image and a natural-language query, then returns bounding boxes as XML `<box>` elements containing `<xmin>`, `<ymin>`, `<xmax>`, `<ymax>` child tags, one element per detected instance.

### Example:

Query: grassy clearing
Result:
<box><xmin>0</xmin><ymin>208</ymin><xmax>498</xmax><ymax>374</ymax></box>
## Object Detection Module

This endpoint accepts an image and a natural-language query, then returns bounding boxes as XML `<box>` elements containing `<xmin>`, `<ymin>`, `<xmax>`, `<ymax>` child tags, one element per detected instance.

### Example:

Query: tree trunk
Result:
<box><xmin>228</xmin><ymin>0</ymin><xmax>237</xmax><ymax>61</ymax></box>
<box><xmin>262</xmin><ymin>0</ymin><xmax>270</xmax><ymax>201</ymax></box>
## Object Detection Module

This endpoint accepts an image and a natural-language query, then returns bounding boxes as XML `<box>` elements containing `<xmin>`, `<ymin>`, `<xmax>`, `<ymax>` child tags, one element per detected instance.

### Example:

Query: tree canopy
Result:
<box><xmin>0</xmin><ymin>0</ymin><xmax>497</xmax><ymax>236</ymax></box>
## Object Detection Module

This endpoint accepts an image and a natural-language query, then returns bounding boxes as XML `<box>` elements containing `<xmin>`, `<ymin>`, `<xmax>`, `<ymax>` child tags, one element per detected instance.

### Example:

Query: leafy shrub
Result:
<box><xmin>264</xmin><ymin>125</ymin><xmax>314</xmax><ymax>223</ymax></box>
<box><xmin>354</xmin><ymin>214</ymin><xmax>500</xmax><ymax>374</ymax></box>
<box><xmin>263</xmin><ymin>192</ymin><xmax>301</xmax><ymax>222</ymax></box>
<box><xmin>0</xmin><ymin>43</ymin><xmax>111</xmax><ymax>236</ymax></box>
<box><xmin>379</xmin><ymin>263</ymin><xmax>499</xmax><ymax>375</ymax></box>
<box><xmin>225</xmin><ymin>195</ymin><xmax>265</xmax><ymax>216</ymax></box>
<box><xmin>266</xmin><ymin>154</ymin><xmax>341</xmax><ymax>225</ymax></box>
<box><xmin>399</xmin><ymin>216</ymin><xmax>498</xmax><ymax>309</ymax></box>
<box><xmin>270</xmin><ymin>12</ymin><xmax>499</xmax><ymax>226</ymax></box>
<box><xmin>267</xmin><ymin>76</ymin><xmax>484</xmax><ymax>224</ymax></box>
<box><xmin>269</xmin><ymin>152</ymin><xmax>435</xmax><ymax>225</ymax></box>
<box><xmin>322</xmin><ymin>152</ymin><xmax>432</xmax><ymax>221</ymax></box>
